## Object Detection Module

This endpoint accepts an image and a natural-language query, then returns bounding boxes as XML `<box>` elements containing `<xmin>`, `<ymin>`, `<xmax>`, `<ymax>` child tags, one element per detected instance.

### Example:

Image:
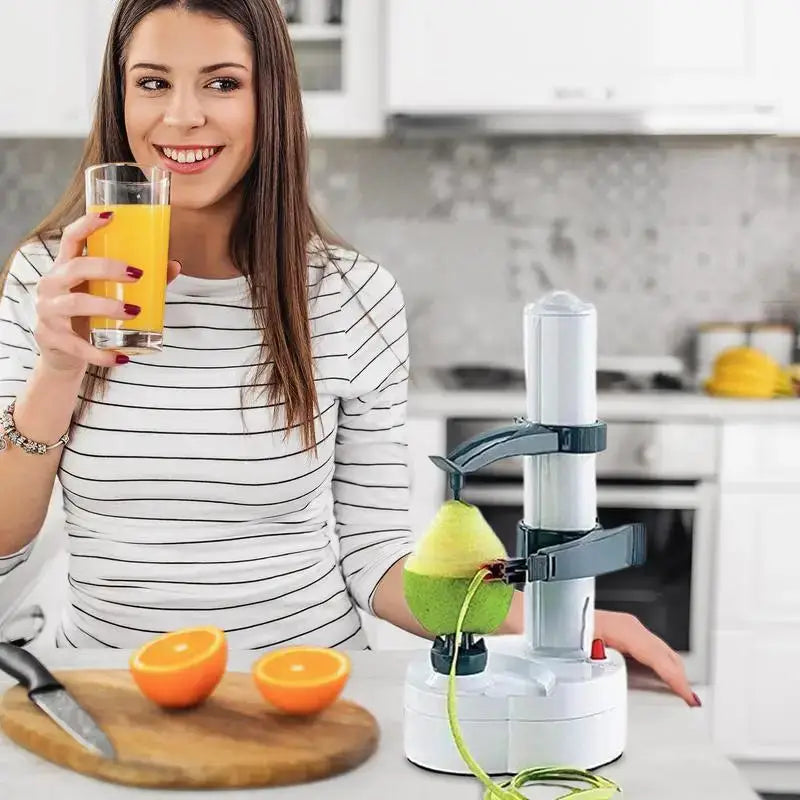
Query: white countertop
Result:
<box><xmin>0</xmin><ymin>648</ymin><xmax>758</xmax><ymax>800</ymax></box>
<box><xmin>409</xmin><ymin>381</ymin><xmax>800</xmax><ymax>421</ymax></box>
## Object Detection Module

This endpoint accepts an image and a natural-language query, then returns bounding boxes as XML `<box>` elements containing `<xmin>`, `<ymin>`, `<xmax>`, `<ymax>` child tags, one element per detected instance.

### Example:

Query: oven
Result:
<box><xmin>449</xmin><ymin>416</ymin><xmax>719</xmax><ymax>685</ymax></box>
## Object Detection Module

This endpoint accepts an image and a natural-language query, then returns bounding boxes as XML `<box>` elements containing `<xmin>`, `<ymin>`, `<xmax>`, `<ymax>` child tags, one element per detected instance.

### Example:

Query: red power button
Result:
<box><xmin>590</xmin><ymin>638</ymin><xmax>607</xmax><ymax>660</ymax></box>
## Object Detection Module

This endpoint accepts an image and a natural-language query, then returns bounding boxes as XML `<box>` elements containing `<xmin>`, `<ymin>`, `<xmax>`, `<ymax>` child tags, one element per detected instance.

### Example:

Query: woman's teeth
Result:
<box><xmin>161</xmin><ymin>147</ymin><xmax>219</xmax><ymax>164</ymax></box>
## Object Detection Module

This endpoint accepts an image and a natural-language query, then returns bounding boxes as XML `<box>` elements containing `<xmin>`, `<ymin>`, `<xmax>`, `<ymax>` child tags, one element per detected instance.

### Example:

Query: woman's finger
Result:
<box><xmin>596</xmin><ymin>611</ymin><xmax>699</xmax><ymax>707</ymax></box>
<box><xmin>650</xmin><ymin>653</ymin><xmax>697</xmax><ymax>707</ymax></box>
<box><xmin>625</xmin><ymin>629</ymin><xmax>699</xmax><ymax>707</ymax></box>
<box><xmin>56</xmin><ymin>211</ymin><xmax>115</xmax><ymax>263</ymax></box>
<box><xmin>46</xmin><ymin>292</ymin><xmax>140</xmax><ymax>322</ymax></box>
<box><xmin>50</xmin><ymin>257</ymin><xmax>142</xmax><ymax>291</ymax></box>
<box><xmin>35</xmin><ymin>322</ymin><xmax>128</xmax><ymax>368</ymax></box>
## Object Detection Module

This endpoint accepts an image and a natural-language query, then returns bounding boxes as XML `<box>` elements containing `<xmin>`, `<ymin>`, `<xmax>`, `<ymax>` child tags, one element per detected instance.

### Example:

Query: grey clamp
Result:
<box><xmin>429</xmin><ymin>418</ymin><xmax>607</xmax><ymax>499</ymax></box>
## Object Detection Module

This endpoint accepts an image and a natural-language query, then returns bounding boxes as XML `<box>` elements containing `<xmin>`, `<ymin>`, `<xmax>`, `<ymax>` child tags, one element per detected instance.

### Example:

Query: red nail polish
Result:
<box><xmin>124</xmin><ymin>303</ymin><xmax>141</xmax><ymax>316</ymax></box>
<box><xmin>99</xmin><ymin>211</ymin><xmax>114</xmax><ymax>220</ymax></box>
<box><xmin>692</xmin><ymin>692</ymin><xmax>702</xmax><ymax>707</ymax></box>
<box><xmin>126</xmin><ymin>266</ymin><xmax>143</xmax><ymax>279</ymax></box>
<box><xmin>115</xmin><ymin>354</ymin><xmax>130</xmax><ymax>365</ymax></box>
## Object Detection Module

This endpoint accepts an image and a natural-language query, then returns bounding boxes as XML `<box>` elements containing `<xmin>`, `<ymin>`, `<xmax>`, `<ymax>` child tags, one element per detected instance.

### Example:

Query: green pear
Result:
<box><xmin>403</xmin><ymin>500</ymin><xmax>514</xmax><ymax>635</ymax></box>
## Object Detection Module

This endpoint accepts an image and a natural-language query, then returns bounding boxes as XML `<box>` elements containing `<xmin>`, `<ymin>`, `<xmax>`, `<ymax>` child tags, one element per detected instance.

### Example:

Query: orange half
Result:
<box><xmin>253</xmin><ymin>646</ymin><xmax>350</xmax><ymax>715</ymax></box>
<box><xmin>130</xmin><ymin>626</ymin><xmax>228</xmax><ymax>709</ymax></box>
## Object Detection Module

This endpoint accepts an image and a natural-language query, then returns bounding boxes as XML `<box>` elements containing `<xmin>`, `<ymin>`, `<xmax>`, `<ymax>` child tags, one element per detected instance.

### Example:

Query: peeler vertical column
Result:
<box><xmin>523</xmin><ymin>291</ymin><xmax>598</xmax><ymax>659</ymax></box>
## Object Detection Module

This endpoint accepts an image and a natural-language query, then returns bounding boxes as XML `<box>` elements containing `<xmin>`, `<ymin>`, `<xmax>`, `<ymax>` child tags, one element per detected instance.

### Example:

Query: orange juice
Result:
<box><xmin>87</xmin><ymin>203</ymin><xmax>171</xmax><ymax>340</ymax></box>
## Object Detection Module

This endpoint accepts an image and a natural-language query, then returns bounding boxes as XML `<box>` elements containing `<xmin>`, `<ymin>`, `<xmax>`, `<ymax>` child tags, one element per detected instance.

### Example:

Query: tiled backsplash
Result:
<box><xmin>3</xmin><ymin>136</ymin><xmax>800</xmax><ymax>368</ymax></box>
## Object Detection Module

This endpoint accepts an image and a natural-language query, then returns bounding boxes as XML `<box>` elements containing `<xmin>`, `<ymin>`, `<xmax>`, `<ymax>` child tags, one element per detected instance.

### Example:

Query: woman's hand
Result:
<box><xmin>34</xmin><ymin>211</ymin><xmax>181</xmax><ymax>375</ymax></box>
<box><xmin>500</xmin><ymin>594</ymin><xmax>699</xmax><ymax>706</ymax></box>
<box><xmin>595</xmin><ymin>609</ymin><xmax>700</xmax><ymax>707</ymax></box>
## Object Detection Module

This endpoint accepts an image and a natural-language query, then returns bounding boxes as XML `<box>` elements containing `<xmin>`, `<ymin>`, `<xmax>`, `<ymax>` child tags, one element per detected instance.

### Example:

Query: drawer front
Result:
<box><xmin>712</xmin><ymin>629</ymin><xmax>800</xmax><ymax>760</ymax></box>
<box><xmin>450</xmin><ymin>419</ymin><xmax>719</xmax><ymax>480</ymax></box>
<box><xmin>598</xmin><ymin>421</ymin><xmax>718</xmax><ymax>479</ymax></box>
<box><xmin>721</xmin><ymin>422</ymin><xmax>800</xmax><ymax>483</ymax></box>
<box><xmin>715</xmin><ymin>492</ymin><xmax>800</xmax><ymax>628</ymax></box>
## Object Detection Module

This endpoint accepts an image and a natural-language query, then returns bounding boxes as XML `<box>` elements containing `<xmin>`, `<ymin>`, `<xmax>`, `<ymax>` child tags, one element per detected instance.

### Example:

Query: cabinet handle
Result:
<box><xmin>636</xmin><ymin>444</ymin><xmax>659</xmax><ymax>466</ymax></box>
<box><xmin>551</xmin><ymin>87</ymin><xmax>617</xmax><ymax>102</ymax></box>
<box><xmin>552</xmin><ymin>87</ymin><xmax>589</xmax><ymax>100</ymax></box>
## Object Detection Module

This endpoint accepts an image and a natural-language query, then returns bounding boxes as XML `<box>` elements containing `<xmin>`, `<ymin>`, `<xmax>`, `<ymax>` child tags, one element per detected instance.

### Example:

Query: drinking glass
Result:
<box><xmin>85</xmin><ymin>163</ymin><xmax>171</xmax><ymax>354</ymax></box>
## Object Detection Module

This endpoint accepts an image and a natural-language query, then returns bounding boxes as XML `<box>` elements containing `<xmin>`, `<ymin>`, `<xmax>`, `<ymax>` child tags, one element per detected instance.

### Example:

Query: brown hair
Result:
<box><xmin>5</xmin><ymin>0</ymin><xmax>337</xmax><ymax>451</ymax></box>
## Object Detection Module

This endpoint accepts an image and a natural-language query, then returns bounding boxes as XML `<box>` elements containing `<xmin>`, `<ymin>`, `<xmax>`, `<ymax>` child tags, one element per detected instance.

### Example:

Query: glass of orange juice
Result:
<box><xmin>85</xmin><ymin>163</ymin><xmax>171</xmax><ymax>354</ymax></box>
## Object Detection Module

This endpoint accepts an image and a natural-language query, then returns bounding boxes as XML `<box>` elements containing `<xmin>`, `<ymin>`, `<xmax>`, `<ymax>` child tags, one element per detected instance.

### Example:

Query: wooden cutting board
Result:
<box><xmin>0</xmin><ymin>669</ymin><xmax>379</xmax><ymax>789</ymax></box>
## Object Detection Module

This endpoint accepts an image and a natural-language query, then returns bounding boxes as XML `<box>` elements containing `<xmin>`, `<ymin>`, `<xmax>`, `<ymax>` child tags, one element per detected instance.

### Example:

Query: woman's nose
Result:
<box><xmin>162</xmin><ymin>87</ymin><xmax>206</xmax><ymax>130</ymax></box>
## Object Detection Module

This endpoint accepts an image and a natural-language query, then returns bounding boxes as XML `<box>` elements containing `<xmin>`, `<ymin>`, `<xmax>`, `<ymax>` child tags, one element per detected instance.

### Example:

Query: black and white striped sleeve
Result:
<box><xmin>0</xmin><ymin>245</ymin><xmax>46</xmax><ymax>577</ymax></box>
<box><xmin>0</xmin><ymin>247</ymin><xmax>41</xmax><ymax>404</ymax></box>
<box><xmin>331</xmin><ymin>258</ymin><xmax>414</xmax><ymax>614</ymax></box>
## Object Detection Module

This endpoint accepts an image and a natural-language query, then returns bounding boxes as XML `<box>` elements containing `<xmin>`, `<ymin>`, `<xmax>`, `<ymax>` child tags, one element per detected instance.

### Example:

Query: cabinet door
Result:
<box><xmin>715</xmin><ymin>493</ymin><xmax>800</xmax><ymax>629</ymax></box>
<box><xmin>0</xmin><ymin>1</ymin><xmax>93</xmax><ymax>136</ymax></box>
<box><xmin>712</xmin><ymin>629</ymin><xmax>800</xmax><ymax>760</ymax></box>
<box><xmin>297</xmin><ymin>0</ymin><xmax>384</xmax><ymax>136</ymax></box>
<box><xmin>615</xmin><ymin>0</ymin><xmax>771</xmax><ymax>107</ymax></box>
<box><xmin>753</xmin><ymin>0</ymin><xmax>800</xmax><ymax>133</ymax></box>
<box><xmin>721</xmin><ymin>423</ymin><xmax>800</xmax><ymax>485</ymax></box>
<box><xmin>386</xmin><ymin>0</ymin><xmax>770</xmax><ymax>114</ymax></box>
<box><xmin>84</xmin><ymin>0</ymin><xmax>118</xmax><ymax>128</ymax></box>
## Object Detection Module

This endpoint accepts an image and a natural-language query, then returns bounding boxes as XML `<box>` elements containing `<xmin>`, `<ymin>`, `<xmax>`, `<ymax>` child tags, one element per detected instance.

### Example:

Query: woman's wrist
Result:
<box><xmin>33</xmin><ymin>357</ymin><xmax>87</xmax><ymax>387</ymax></box>
<box><xmin>11</xmin><ymin>359</ymin><xmax>84</xmax><ymax>444</ymax></box>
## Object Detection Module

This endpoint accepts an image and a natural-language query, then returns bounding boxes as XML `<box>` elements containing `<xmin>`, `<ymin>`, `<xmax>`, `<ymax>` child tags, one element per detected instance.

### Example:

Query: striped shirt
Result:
<box><xmin>0</xmin><ymin>238</ymin><xmax>413</xmax><ymax>650</ymax></box>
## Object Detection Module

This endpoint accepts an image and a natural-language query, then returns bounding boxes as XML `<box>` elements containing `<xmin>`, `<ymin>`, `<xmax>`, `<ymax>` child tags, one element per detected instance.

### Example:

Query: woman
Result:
<box><xmin>0</xmin><ymin>0</ymin><xmax>698</xmax><ymax>707</ymax></box>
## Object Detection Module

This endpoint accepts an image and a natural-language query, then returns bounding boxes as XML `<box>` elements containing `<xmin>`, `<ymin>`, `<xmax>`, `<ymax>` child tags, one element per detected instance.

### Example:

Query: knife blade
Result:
<box><xmin>0</xmin><ymin>643</ymin><xmax>115</xmax><ymax>759</ymax></box>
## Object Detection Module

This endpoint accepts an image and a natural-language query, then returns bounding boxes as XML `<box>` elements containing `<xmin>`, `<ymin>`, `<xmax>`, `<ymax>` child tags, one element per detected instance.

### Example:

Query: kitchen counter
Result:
<box><xmin>409</xmin><ymin>382</ymin><xmax>800</xmax><ymax>421</ymax></box>
<box><xmin>0</xmin><ymin>648</ymin><xmax>758</xmax><ymax>800</ymax></box>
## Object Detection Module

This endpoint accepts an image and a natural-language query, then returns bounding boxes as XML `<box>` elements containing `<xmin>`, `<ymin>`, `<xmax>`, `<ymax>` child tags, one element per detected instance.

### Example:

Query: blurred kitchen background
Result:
<box><xmin>4</xmin><ymin>135</ymin><xmax>800</xmax><ymax>371</ymax></box>
<box><xmin>3</xmin><ymin>2</ymin><xmax>800</xmax><ymax>798</ymax></box>
<box><xmin>5</xmin><ymin>0</ymin><xmax>800</xmax><ymax>379</ymax></box>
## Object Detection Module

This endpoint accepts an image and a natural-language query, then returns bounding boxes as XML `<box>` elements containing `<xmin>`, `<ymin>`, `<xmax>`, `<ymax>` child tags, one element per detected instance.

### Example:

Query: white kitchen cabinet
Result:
<box><xmin>293</xmin><ymin>0</ymin><xmax>385</xmax><ymax>137</ymax></box>
<box><xmin>710</xmin><ymin>421</ymin><xmax>800</xmax><ymax>766</ymax></box>
<box><xmin>386</xmin><ymin>0</ymin><xmax>783</xmax><ymax>134</ymax></box>
<box><xmin>85</xmin><ymin>1</ymin><xmax>118</xmax><ymax>122</ymax></box>
<box><xmin>715</xmin><ymin>491</ymin><xmax>800</xmax><ymax>629</ymax></box>
<box><xmin>712</xmin><ymin>629</ymin><xmax>800</xmax><ymax>760</ymax></box>
<box><xmin>0</xmin><ymin>2</ymin><xmax>95</xmax><ymax>137</ymax></box>
<box><xmin>752</xmin><ymin>0</ymin><xmax>800</xmax><ymax>134</ymax></box>
<box><xmin>1</xmin><ymin>0</ymin><xmax>384</xmax><ymax>138</ymax></box>
<box><xmin>720</xmin><ymin>422</ymin><xmax>800</xmax><ymax>485</ymax></box>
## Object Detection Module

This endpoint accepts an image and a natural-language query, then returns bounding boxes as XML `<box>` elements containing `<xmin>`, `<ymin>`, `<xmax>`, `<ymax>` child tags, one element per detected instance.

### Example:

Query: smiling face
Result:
<box><xmin>123</xmin><ymin>7</ymin><xmax>257</xmax><ymax>210</ymax></box>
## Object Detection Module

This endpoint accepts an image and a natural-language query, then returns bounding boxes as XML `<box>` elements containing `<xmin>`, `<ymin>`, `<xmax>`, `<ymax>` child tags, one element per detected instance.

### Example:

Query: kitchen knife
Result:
<box><xmin>0</xmin><ymin>643</ymin><xmax>115</xmax><ymax>759</ymax></box>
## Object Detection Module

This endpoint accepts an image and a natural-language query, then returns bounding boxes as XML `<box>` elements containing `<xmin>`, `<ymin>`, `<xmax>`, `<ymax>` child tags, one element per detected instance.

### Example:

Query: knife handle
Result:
<box><xmin>0</xmin><ymin>643</ymin><xmax>63</xmax><ymax>694</ymax></box>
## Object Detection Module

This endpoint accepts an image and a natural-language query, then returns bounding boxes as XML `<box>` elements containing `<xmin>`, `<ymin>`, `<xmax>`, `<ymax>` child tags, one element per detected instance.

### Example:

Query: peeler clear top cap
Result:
<box><xmin>525</xmin><ymin>290</ymin><xmax>594</xmax><ymax>317</ymax></box>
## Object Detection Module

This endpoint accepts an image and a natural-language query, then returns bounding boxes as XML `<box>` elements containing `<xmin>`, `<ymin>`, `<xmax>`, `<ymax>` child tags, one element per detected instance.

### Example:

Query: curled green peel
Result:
<box><xmin>447</xmin><ymin>569</ymin><xmax>621</xmax><ymax>800</ymax></box>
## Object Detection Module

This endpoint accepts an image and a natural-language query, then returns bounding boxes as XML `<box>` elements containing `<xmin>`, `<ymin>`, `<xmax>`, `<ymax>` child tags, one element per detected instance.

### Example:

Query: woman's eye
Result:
<box><xmin>137</xmin><ymin>78</ymin><xmax>169</xmax><ymax>92</ymax></box>
<box><xmin>208</xmin><ymin>78</ymin><xmax>240</xmax><ymax>92</ymax></box>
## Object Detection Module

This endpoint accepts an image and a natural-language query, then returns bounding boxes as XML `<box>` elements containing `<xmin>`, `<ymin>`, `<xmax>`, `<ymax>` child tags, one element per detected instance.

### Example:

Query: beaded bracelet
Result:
<box><xmin>0</xmin><ymin>401</ymin><xmax>70</xmax><ymax>455</ymax></box>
